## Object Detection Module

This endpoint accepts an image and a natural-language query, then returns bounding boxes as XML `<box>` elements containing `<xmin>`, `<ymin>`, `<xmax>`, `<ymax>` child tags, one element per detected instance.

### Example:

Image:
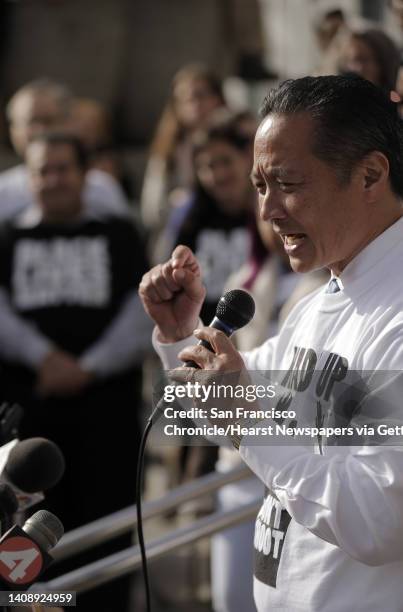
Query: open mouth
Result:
<box><xmin>282</xmin><ymin>233</ymin><xmax>306</xmax><ymax>251</ymax></box>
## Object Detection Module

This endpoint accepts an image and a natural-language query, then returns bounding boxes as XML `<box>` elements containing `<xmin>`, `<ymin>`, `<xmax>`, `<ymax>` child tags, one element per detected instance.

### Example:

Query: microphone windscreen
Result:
<box><xmin>5</xmin><ymin>438</ymin><xmax>65</xmax><ymax>493</ymax></box>
<box><xmin>216</xmin><ymin>289</ymin><xmax>255</xmax><ymax>330</ymax></box>
<box><xmin>0</xmin><ymin>483</ymin><xmax>18</xmax><ymax>516</ymax></box>
<box><xmin>23</xmin><ymin>509</ymin><xmax>64</xmax><ymax>552</ymax></box>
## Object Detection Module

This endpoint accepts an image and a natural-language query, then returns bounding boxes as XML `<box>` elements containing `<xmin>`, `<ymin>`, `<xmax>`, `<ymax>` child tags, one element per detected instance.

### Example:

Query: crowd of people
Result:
<box><xmin>0</xmin><ymin>3</ymin><xmax>401</xmax><ymax>611</ymax></box>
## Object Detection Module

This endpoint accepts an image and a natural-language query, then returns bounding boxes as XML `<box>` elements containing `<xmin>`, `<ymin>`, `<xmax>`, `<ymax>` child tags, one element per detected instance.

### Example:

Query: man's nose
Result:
<box><xmin>259</xmin><ymin>190</ymin><xmax>287</xmax><ymax>222</ymax></box>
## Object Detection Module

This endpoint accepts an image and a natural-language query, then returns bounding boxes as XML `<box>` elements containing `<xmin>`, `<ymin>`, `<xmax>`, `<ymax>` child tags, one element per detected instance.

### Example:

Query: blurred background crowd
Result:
<box><xmin>0</xmin><ymin>0</ymin><xmax>401</xmax><ymax>610</ymax></box>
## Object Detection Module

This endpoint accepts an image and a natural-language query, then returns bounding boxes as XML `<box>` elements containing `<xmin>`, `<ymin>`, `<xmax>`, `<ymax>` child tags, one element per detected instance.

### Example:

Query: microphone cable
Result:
<box><xmin>136</xmin><ymin>398</ymin><xmax>164</xmax><ymax>612</ymax></box>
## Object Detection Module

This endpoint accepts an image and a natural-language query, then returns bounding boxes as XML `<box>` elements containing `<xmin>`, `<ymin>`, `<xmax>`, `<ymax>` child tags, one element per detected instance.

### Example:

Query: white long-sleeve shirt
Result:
<box><xmin>154</xmin><ymin>215</ymin><xmax>403</xmax><ymax>611</ymax></box>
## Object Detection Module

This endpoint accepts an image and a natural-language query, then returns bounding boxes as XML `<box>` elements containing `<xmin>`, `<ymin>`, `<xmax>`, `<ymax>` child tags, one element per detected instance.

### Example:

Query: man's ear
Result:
<box><xmin>360</xmin><ymin>151</ymin><xmax>390</xmax><ymax>194</ymax></box>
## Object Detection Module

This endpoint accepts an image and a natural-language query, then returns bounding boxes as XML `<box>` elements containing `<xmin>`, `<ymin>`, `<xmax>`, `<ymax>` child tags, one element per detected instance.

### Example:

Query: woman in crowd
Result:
<box><xmin>140</xmin><ymin>63</ymin><xmax>226</xmax><ymax>239</ymax></box>
<box><xmin>165</xmin><ymin>110</ymin><xmax>256</xmax><ymax>325</ymax></box>
<box><xmin>337</xmin><ymin>28</ymin><xmax>400</xmax><ymax>92</ymax></box>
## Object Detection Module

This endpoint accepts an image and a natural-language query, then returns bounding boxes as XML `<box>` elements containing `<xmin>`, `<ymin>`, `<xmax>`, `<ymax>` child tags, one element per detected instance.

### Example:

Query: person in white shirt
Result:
<box><xmin>139</xmin><ymin>74</ymin><xmax>403</xmax><ymax>611</ymax></box>
<box><xmin>2</xmin><ymin>78</ymin><xmax>130</xmax><ymax>221</ymax></box>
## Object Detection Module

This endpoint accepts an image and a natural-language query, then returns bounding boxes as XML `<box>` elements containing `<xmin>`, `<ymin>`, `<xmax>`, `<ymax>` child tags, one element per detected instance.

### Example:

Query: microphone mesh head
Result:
<box><xmin>6</xmin><ymin>438</ymin><xmax>65</xmax><ymax>493</ymax></box>
<box><xmin>24</xmin><ymin>509</ymin><xmax>64</xmax><ymax>552</ymax></box>
<box><xmin>216</xmin><ymin>289</ymin><xmax>255</xmax><ymax>330</ymax></box>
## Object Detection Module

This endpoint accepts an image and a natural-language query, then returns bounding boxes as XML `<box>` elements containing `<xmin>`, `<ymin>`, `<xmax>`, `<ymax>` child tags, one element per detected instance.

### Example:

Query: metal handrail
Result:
<box><xmin>53</xmin><ymin>463</ymin><xmax>253</xmax><ymax>562</ymax></box>
<box><xmin>37</xmin><ymin>500</ymin><xmax>260</xmax><ymax>594</ymax></box>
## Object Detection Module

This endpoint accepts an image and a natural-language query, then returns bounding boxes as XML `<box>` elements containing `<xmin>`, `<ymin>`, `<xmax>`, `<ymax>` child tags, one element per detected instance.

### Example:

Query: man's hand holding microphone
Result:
<box><xmin>139</xmin><ymin>244</ymin><xmax>246</xmax><ymax>372</ymax></box>
<box><xmin>139</xmin><ymin>245</ymin><xmax>254</xmax><ymax>428</ymax></box>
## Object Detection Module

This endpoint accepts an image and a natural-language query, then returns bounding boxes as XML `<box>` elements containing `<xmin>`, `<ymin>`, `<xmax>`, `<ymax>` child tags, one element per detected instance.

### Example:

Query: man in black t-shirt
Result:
<box><xmin>0</xmin><ymin>133</ymin><xmax>149</xmax><ymax>611</ymax></box>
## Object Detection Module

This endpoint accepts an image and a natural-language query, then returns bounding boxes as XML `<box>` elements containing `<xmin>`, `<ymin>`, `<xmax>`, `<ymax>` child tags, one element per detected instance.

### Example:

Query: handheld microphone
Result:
<box><xmin>150</xmin><ymin>289</ymin><xmax>256</xmax><ymax>423</ymax></box>
<box><xmin>150</xmin><ymin>289</ymin><xmax>256</xmax><ymax>424</ymax></box>
<box><xmin>0</xmin><ymin>438</ymin><xmax>65</xmax><ymax>511</ymax></box>
<box><xmin>184</xmin><ymin>289</ymin><xmax>255</xmax><ymax>368</ymax></box>
<box><xmin>0</xmin><ymin>510</ymin><xmax>64</xmax><ymax>590</ymax></box>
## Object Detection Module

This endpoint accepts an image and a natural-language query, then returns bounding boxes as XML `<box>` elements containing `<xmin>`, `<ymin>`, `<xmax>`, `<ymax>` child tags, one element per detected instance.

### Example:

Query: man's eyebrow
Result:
<box><xmin>250</xmin><ymin>167</ymin><xmax>297</xmax><ymax>182</ymax></box>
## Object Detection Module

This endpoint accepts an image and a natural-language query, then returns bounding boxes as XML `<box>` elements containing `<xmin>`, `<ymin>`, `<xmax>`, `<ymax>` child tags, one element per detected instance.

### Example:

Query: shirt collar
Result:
<box><xmin>340</xmin><ymin>215</ymin><xmax>403</xmax><ymax>289</ymax></box>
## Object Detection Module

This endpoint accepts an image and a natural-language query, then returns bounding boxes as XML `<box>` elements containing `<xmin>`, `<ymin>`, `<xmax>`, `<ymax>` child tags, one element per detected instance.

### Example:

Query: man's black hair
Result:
<box><xmin>27</xmin><ymin>132</ymin><xmax>88</xmax><ymax>170</ymax></box>
<box><xmin>260</xmin><ymin>74</ymin><xmax>403</xmax><ymax>198</ymax></box>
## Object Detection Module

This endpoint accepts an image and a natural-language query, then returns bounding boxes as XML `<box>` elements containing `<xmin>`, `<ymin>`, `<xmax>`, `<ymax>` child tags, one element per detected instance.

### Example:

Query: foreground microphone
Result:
<box><xmin>184</xmin><ymin>289</ymin><xmax>256</xmax><ymax>368</ymax></box>
<box><xmin>0</xmin><ymin>510</ymin><xmax>64</xmax><ymax>590</ymax></box>
<box><xmin>5</xmin><ymin>438</ymin><xmax>65</xmax><ymax>493</ymax></box>
<box><xmin>23</xmin><ymin>510</ymin><xmax>64</xmax><ymax>553</ymax></box>
<box><xmin>2</xmin><ymin>438</ymin><xmax>65</xmax><ymax>511</ymax></box>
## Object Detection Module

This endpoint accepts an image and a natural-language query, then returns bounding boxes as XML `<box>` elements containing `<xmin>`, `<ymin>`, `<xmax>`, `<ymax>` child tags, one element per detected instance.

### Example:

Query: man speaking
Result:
<box><xmin>139</xmin><ymin>75</ymin><xmax>403</xmax><ymax>611</ymax></box>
